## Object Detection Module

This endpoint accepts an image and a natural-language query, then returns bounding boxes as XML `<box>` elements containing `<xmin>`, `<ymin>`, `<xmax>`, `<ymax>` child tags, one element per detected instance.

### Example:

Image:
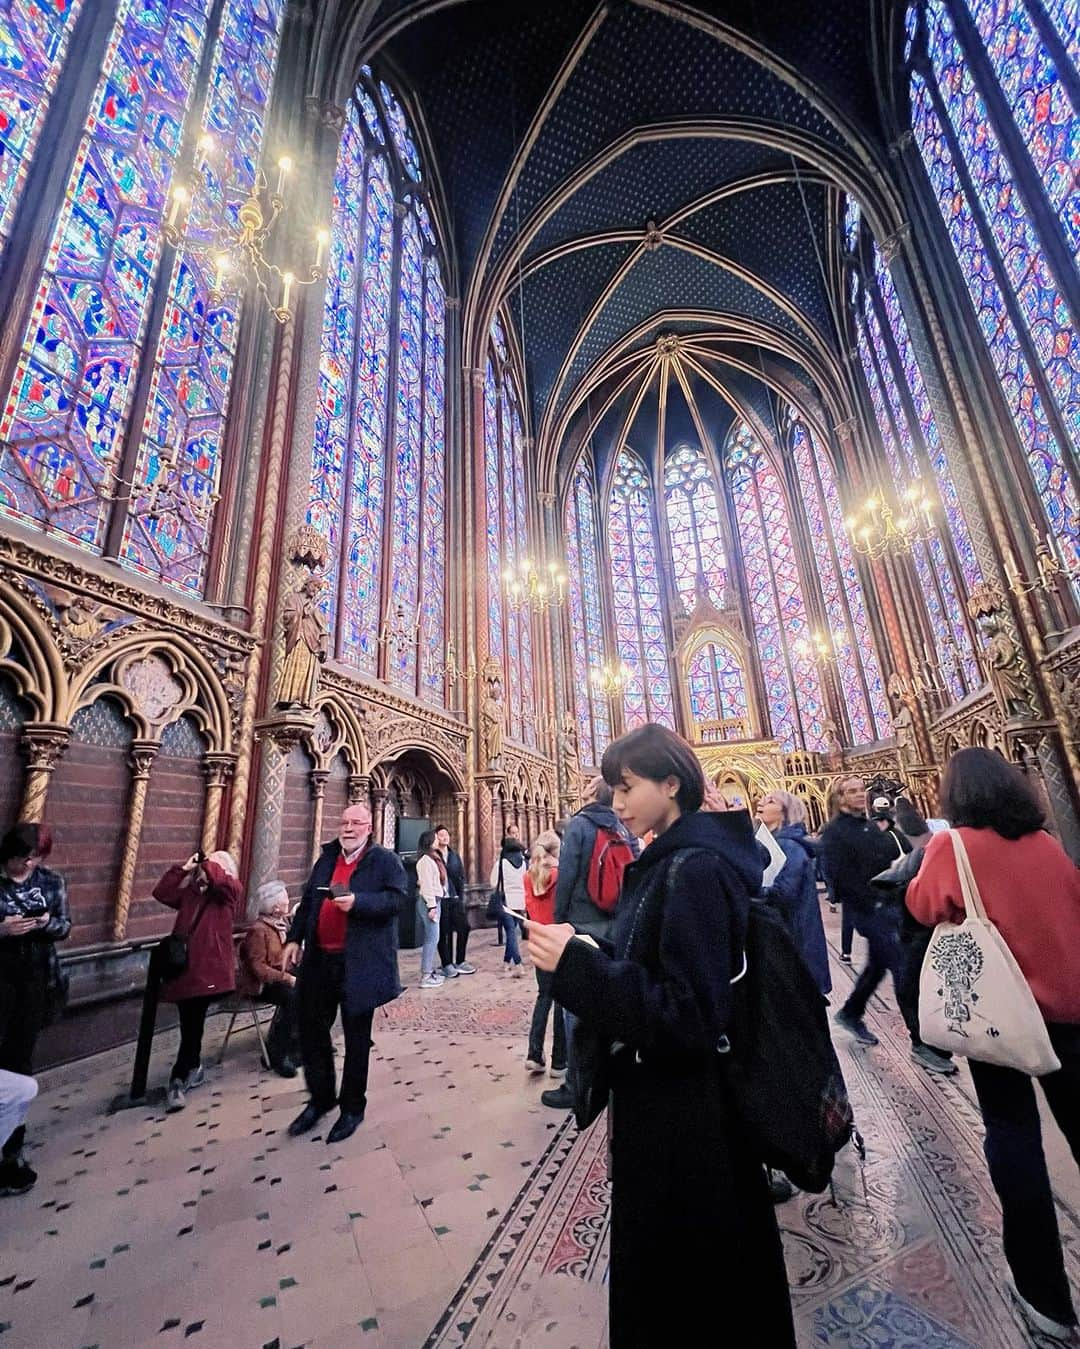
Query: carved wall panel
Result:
<box><xmin>280</xmin><ymin>741</ymin><xmax>317</xmax><ymax>897</ymax></box>
<box><xmin>321</xmin><ymin>751</ymin><xmax>352</xmax><ymax>846</ymax></box>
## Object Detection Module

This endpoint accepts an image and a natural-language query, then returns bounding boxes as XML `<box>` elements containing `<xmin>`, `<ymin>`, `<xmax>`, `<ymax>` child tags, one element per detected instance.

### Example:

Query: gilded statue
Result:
<box><xmin>888</xmin><ymin>687</ymin><xmax>916</xmax><ymax>768</ymax></box>
<box><xmin>276</xmin><ymin>575</ymin><xmax>328</xmax><ymax>709</ymax></box>
<box><xmin>479</xmin><ymin>663</ymin><xmax>505</xmax><ymax>771</ymax></box>
<box><xmin>559</xmin><ymin>711</ymin><xmax>581</xmax><ymax>792</ymax></box>
<box><xmin>821</xmin><ymin>720</ymin><xmax>844</xmax><ymax>773</ymax></box>
<box><xmin>980</xmin><ymin>614</ymin><xmax>1036</xmax><ymax>720</ymax></box>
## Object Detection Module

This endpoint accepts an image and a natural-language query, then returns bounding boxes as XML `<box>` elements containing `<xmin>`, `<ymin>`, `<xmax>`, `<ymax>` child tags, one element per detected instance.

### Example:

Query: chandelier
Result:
<box><xmin>503</xmin><ymin>557</ymin><xmax>568</xmax><ymax>613</ymax></box>
<box><xmin>845</xmin><ymin>482</ymin><xmax>935</xmax><ymax>560</ymax></box>
<box><xmin>793</xmin><ymin>629</ymin><xmax>846</xmax><ymax>666</ymax></box>
<box><xmin>589</xmin><ymin>660</ymin><xmax>631</xmax><ymax>698</ymax></box>
<box><xmin>377</xmin><ymin>601</ymin><xmax>420</xmax><ymax>659</ymax></box>
<box><xmin>1004</xmin><ymin>535</ymin><xmax>1079</xmax><ymax>596</ymax></box>
<box><xmin>432</xmin><ymin>634</ymin><xmax>476</xmax><ymax>685</ymax></box>
<box><xmin>164</xmin><ymin>138</ymin><xmax>327</xmax><ymax>323</ymax></box>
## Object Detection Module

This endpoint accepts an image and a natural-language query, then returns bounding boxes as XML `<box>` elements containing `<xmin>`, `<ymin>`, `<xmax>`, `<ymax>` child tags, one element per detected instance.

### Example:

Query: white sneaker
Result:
<box><xmin>510</xmin><ymin>965</ymin><xmax>524</xmax><ymax>978</ymax></box>
<box><xmin>454</xmin><ymin>962</ymin><xmax>477</xmax><ymax>975</ymax></box>
<box><xmin>1010</xmin><ymin>1286</ymin><xmax>1079</xmax><ymax>1343</ymax></box>
<box><xmin>525</xmin><ymin>1058</ymin><xmax>545</xmax><ymax>1074</ymax></box>
<box><xmin>185</xmin><ymin>1064</ymin><xmax>205</xmax><ymax>1090</ymax></box>
<box><xmin>548</xmin><ymin>1066</ymin><xmax>567</xmax><ymax>1080</ymax></box>
<box><xmin>419</xmin><ymin>973</ymin><xmax>443</xmax><ymax>989</ymax></box>
<box><xmin>166</xmin><ymin>1080</ymin><xmax>187</xmax><ymax>1112</ymax></box>
<box><xmin>441</xmin><ymin>964</ymin><xmax>460</xmax><ymax>979</ymax></box>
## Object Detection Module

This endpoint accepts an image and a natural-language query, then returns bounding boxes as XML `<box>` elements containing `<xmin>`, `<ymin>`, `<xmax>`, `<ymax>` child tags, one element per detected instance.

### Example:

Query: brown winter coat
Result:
<box><xmin>154</xmin><ymin>861</ymin><xmax>242</xmax><ymax>1003</ymax></box>
<box><xmin>236</xmin><ymin>919</ymin><xmax>292</xmax><ymax>997</ymax></box>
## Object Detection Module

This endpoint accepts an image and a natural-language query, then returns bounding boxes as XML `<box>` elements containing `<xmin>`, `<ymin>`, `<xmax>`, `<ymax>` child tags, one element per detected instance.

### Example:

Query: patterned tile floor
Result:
<box><xmin>2</xmin><ymin>911</ymin><xmax>1077</xmax><ymax>1348</ymax></box>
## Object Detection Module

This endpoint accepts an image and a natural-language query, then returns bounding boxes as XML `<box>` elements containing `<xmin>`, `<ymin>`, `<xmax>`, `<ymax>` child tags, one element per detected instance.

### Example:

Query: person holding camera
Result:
<box><xmin>154</xmin><ymin>849</ymin><xmax>243</xmax><ymax>1112</ymax></box>
<box><xmin>282</xmin><ymin>803</ymin><xmax>407</xmax><ymax>1144</ymax></box>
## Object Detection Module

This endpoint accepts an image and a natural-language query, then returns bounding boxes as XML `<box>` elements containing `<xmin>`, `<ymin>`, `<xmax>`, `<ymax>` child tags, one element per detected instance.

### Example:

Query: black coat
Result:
<box><xmin>818</xmin><ymin>811</ymin><xmax>909</xmax><ymax>917</ymax></box>
<box><xmin>443</xmin><ymin>846</ymin><xmax>466</xmax><ymax>903</ymax></box>
<box><xmin>552</xmin><ymin>810</ymin><xmax>795</xmax><ymax>1348</ymax></box>
<box><xmin>288</xmin><ymin>840</ymin><xmax>407</xmax><ymax>1015</ymax></box>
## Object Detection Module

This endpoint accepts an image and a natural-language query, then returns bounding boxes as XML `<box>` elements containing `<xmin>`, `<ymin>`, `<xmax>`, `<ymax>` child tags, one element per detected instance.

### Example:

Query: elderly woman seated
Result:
<box><xmin>238</xmin><ymin>881</ymin><xmax>299</xmax><ymax>1078</ymax></box>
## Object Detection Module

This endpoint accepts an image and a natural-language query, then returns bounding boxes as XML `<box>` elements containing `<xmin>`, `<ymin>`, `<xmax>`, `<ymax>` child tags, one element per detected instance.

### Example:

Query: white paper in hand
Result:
<box><xmin>755</xmin><ymin>823</ymin><xmax>788</xmax><ymax>889</ymax></box>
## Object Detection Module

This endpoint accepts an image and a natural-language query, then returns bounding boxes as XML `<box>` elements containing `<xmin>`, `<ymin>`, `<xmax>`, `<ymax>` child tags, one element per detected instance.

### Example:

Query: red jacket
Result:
<box><xmin>525</xmin><ymin>867</ymin><xmax>559</xmax><ymax>926</ymax></box>
<box><xmin>906</xmin><ymin>827</ymin><xmax>1080</xmax><ymax>1025</ymax></box>
<box><xmin>154</xmin><ymin>861</ymin><xmax>243</xmax><ymax>1003</ymax></box>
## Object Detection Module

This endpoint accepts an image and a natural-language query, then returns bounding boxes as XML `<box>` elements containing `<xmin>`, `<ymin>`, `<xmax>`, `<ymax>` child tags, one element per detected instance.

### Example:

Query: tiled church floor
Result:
<box><xmin>3</xmin><ymin>912</ymin><xmax>1078</xmax><ymax>1349</ymax></box>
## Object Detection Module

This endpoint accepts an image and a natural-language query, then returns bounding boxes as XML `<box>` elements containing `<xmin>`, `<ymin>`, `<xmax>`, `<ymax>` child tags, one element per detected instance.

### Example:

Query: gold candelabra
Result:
<box><xmin>433</xmin><ymin>635</ymin><xmax>476</xmax><ymax>685</ymax></box>
<box><xmin>377</xmin><ymin>601</ymin><xmax>421</xmax><ymax>659</ymax></box>
<box><xmin>1003</xmin><ymin>535</ymin><xmax>1078</xmax><ymax>595</ymax></box>
<box><xmin>589</xmin><ymin>660</ymin><xmax>631</xmax><ymax>698</ymax></box>
<box><xmin>163</xmin><ymin>137</ymin><xmax>328</xmax><ymax>324</ymax></box>
<box><xmin>845</xmin><ymin>482</ymin><xmax>935</xmax><ymax>560</ymax></box>
<box><xmin>503</xmin><ymin>556</ymin><xmax>568</xmax><ymax>613</ymax></box>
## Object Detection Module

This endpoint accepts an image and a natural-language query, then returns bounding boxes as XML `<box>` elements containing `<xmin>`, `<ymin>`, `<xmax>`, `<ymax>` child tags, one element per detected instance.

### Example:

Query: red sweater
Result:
<box><xmin>316</xmin><ymin>851</ymin><xmax>362</xmax><ymax>952</ymax></box>
<box><xmin>524</xmin><ymin>867</ymin><xmax>558</xmax><ymax>926</ymax></box>
<box><xmin>906</xmin><ymin>827</ymin><xmax>1080</xmax><ymax>1024</ymax></box>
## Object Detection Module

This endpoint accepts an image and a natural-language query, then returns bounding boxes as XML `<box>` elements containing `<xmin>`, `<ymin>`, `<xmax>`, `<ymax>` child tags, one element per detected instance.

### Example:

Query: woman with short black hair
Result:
<box><xmin>907</xmin><ymin>748</ymin><xmax>1080</xmax><ymax>1342</ymax></box>
<box><xmin>527</xmin><ymin>723</ymin><xmax>794</xmax><ymax>1347</ymax></box>
<box><xmin>0</xmin><ymin>821</ymin><xmax>69</xmax><ymax>1185</ymax></box>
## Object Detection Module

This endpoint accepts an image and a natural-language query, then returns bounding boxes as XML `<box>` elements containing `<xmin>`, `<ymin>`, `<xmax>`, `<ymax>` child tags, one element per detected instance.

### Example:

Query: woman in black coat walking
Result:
<box><xmin>527</xmin><ymin>724</ymin><xmax>794</xmax><ymax>1348</ymax></box>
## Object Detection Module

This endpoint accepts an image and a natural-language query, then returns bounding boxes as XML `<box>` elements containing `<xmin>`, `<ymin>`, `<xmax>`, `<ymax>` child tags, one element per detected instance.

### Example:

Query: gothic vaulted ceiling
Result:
<box><xmin>356</xmin><ymin>0</ymin><xmax>903</xmax><ymax>486</ymax></box>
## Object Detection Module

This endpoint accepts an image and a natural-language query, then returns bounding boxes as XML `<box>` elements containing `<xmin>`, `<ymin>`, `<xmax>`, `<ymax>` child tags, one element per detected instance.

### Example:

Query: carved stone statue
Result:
<box><xmin>821</xmin><ymin>720</ymin><xmax>844</xmax><ymax>773</ymax></box>
<box><xmin>559</xmin><ymin>712</ymin><xmax>580</xmax><ymax>791</ymax></box>
<box><xmin>479</xmin><ymin>661</ymin><xmax>505</xmax><ymax>771</ymax></box>
<box><xmin>980</xmin><ymin>614</ymin><xmax>1036</xmax><ymax>720</ymax></box>
<box><xmin>276</xmin><ymin>575</ymin><xmax>328</xmax><ymax>709</ymax></box>
<box><xmin>889</xmin><ymin>690</ymin><xmax>916</xmax><ymax>769</ymax></box>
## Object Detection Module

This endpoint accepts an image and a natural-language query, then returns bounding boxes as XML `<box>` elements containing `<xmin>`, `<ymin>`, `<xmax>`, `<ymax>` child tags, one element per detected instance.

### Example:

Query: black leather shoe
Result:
<box><xmin>540</xmin><ymin>1085</ymin><xmax>573</xmax><ymax>1110</ymax></box>
<box><xmin>326</xmin><ymin>1111</ymin><xmax>365</xmax><ymax>1144</ymax></box>
<box><xmin>274</xmin><ymin>1058</ymin><xmax>298</xmax><ymax>1079</ymax></box>
<box><xmin>288</xmin><ymin>1103</ymin><xmax>329</xmax><ymax>1137</ymax></box>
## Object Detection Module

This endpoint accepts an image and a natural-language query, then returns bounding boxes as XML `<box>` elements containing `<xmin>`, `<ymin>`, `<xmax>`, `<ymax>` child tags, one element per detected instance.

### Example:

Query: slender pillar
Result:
<box><xmin>200</xmin><ymin>753</ymin><xmax>236</xmax><ymax>854</ymax></box>
<box><xmin>113</xmin><ymin>741</ymin><xmax>159</xmax><ymax>941</ymax></box>
<box><xmin>371</xmin><ymin>787</ymin><xmax>389</xmax><ymax>846</ymax></box>
<box><xmin>18</xmin><ymin>724</ymin><xmax>70</xmax><ymax>823</ymax></box>
<box><xmin>454</xmin><ymin>791</ymin><xmax>468</xmax><ymax>858</ymax></box>
<box><xmin>310</xmin><ymin>769</ymin><xmax>329</xmax><ymax>861</ymax></box>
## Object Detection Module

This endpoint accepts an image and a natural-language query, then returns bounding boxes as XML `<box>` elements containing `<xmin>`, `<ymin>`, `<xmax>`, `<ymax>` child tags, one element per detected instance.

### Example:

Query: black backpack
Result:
<box><xmin>721</xmin><ymin>900</ymin><xmax>856</xmax><ymax>1193</ymax></box>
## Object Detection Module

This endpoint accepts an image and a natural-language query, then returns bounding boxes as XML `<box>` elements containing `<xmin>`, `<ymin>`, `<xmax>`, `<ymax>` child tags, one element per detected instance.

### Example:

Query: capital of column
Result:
<box><xmin>255</xmin><ymin>710</ymin><xmax>315</xmax><ymax>755</ymax></box>
<box><xmin>305</xmin><ymin>96</ymin><xmax>346</xmax><ymax>132</ymax></box>
<box><xmin>465</xmin><ymin>366</ymin><xmax>485</xmax><ymax>389</ymax></box>
<box><xmin>202</xmin><ymin>751</ymin><xmax>237</xmax><ymax>789</ymax></box>
<box><xmin>129</xmin><ymin>740</ymin><xmax>159</xmax><ymax>780</ymax></box>
<box><xmin>21</xmin><ymin>723</ymin><xmax>70</xmax><ymax>773</ymax></box>
<box><xmin>879</xmin><ymin>222</ymin><xmax>912</xmax><ymax>266</ymax></box>
<box><xmin>348</xmin><ymin>773</ymin><xmax>372</xmax><ymax>803</ymax></box>
<box><xmin>453</xmin><ymin>791</ymin><xmax>469</xmax><ymax>805</ymax></box>
<box><xmin>310</xmin><ymin>768</ymin><xmax>329</xmax><ymax>801</ymax></box>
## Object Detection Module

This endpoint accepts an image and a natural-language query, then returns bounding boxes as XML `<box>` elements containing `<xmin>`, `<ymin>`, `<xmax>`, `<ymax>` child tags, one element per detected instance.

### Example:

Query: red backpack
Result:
<box><xmin>585</xmin><ymin>825</ymin><xmax>635</xmax><ymax>913</ymax></box>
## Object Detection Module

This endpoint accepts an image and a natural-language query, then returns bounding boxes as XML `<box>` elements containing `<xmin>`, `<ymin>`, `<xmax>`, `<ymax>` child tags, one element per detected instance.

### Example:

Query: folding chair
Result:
<box><xmin>216</xmin><ymin>994</ymin><xmax>273</xmax><ymax>1069</ymax></box>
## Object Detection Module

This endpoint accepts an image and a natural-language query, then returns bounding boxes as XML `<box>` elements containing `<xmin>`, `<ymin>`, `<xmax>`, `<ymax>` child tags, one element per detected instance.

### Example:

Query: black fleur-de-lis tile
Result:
<box><xmin>183</xmin><ymin>1321</ymin><xmax>204</xmax><ymax>1336</ymax></box>
<box><xmin>160</xmin><ymin>1320</ymin><xmax>181</xmax><ymax>1333</ymax></box>
<box><xmin>73</xmin><ymin>1294</ymin><xmax>94</xmax><ymax>1308</ymax></box>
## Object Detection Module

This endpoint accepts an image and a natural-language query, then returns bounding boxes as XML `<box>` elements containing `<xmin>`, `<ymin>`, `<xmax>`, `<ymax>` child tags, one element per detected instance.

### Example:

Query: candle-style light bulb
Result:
<box><xmin>315</xmin><ymin>227</ymin><xmax>329</xmax><ymax>269</ymax></box>
<box><xmin>280</xmin><ymin>271</ymin><xmax>294</xmax><ymax>313</ymax></box>
<box><xmin>213</xmin><ymin>252</ymin><xmax>231</xmax><ymax>292</ymax></box>
<box><xmin>167</xmin><ymin>184</ymin><xmax>189</xmax><ymax>228</ymax></box>
<box><xmin>276</xmin><ymin>155</ymin><xmax>292</xmax><ymax>195</ymax></box>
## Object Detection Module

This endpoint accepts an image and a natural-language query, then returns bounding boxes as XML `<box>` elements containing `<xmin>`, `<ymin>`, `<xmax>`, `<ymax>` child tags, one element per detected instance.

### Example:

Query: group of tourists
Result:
<box><xmin>1</xmin><ymin>729</ymin><xmax>1077</xmax><ymax>1347</ymax></box>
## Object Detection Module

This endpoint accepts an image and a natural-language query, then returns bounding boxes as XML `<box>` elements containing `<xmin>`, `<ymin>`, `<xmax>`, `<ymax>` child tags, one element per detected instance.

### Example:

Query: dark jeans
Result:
<box><xmin>968</xmin><ymin>1024</ymin><xmax>1080</xmax><ymax>1326</ymax></box>
<box><xmin>437</xmin><ymin>897</ymin><xmax>470</xmax><ymax>969</ymax></box>
<box><xmin>497</xmin><ymin>910</ymin><xmax>521</xmax><ymax>964</ymax></box>
<box><xmin>528</xmin><ymin>969</ymin><xmax>566</xmax><ymax>1068</ymax></box>
<box><xmin>897</xmin><ymin>927</ymin><xmax>932</xmax><ymax>1049</ymax></box>
<box><xmin>261</xmin><ymin>981</ymin><xmax>299</xmax><ymax>1065</ymax></box>
<box><xmin>297</xmin><ymin>948</ymin><xmax>375</xmax><ymax>1115</ymax></box>
<box><xmin>840</xmin><ymin>904</ymin><xmax>854</xmax><ymax>958</ymax></box>
<box><xmin>840</xmin><ymin>904</ymin><xmax>907</xmax><ymax>1031</ymax></box>
<box><xmin>0</xmin><ymin>960</ymin><xmax>49</xmax><ymax>1160</ymax></box>
<box><xmin>171</xmin><ymin>995</ymin><xmax>214</xmax><ymax>1084</ymax></box>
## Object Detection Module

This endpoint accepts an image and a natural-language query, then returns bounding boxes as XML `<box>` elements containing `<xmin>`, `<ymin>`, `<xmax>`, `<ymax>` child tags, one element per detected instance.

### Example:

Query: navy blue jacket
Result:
<box><xmin>288</xmin><ymin>839</ymin><xmax>407</xmax><ymax>1015</ymax></box>
<box><xmin>763</xmin><ymin>823</ymin><xmax>831</xmax><ymax>995</ymax></box>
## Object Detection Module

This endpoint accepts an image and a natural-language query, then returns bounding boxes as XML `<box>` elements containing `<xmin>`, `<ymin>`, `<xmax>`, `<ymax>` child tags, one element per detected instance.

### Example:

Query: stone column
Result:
<box><xmin>371</xmin><ymin>787</ymin><xmax>389</xmax><ymax>846</ymax></box>
<box><xmin>113</xmin><ymin>741</ymin><xmax>159</xmax><ymax>941</ymax></box>
<box><xmin>18</xmin><ymin>724</ymin><xmax>70</xmax><ymax>823</ymax></box>
<box><xmin>309</xmin><ymin>768</ymin><xmax>329</xmax><ymax>862</ymax></box>
<box><xmin>200</xmin><ymin>753</ymin><xmax>236</xmax><ymax>853</ymax></box>
<box><xmin>248</xmin><ymin>713</ymin><xmax>313</xmax><ymax>890</ymax></box>
<box><xmin>454</xmin><ymin>791</ymin><xmax>468</xmax><ymax>859</ymax></box>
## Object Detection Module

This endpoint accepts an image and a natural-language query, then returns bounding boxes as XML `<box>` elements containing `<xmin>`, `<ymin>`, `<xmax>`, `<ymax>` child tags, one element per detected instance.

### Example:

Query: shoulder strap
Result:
<box><xmin>946</xmin><ymin>829</ymin><xmax>988</xmax><ymax>922</ymax></box>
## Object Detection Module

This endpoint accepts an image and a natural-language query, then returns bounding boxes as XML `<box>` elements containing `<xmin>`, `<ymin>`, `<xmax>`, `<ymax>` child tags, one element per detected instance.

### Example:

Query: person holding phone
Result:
<box><xmin>0</xmin><ymin>822</ymin><xmax>69</xmax><ymax>1174</ymax></box>
<box><xmin>489</xmin><ymin>834</ymin><xmax>527</xmax><ymax>976</ymax></box>
<box><xmin>282</xmin><ymin>804</ymin><xmax>407</xmax><ymax>1144</ymax></box>
<box><xmin>154</xmin><ymin>849</ymin><xmax>243</xmax><ymax>1112</ymax></box>
<box><xmin>416</xmin><ymin>830</ymin><xmax>448</xmax><ymax>990</ymax></box>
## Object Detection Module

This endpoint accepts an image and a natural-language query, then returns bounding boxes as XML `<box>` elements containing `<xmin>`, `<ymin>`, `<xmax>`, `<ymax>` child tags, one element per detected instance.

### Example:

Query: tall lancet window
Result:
<box><xmin>564</xmin><ymin>456</ymin><xmax>611</xmax><ymax>766</ymax></box>
<box><xmin>0</xmin><ymin>0</ymin><xmax>286</xmax><ymax>593</ymax></box>
<box><xmin>908</xmin><ymin>0</ymin><xmax>1080</xmax><ymax>588</ymax></box>
<box><xmin>483</xmin><ymin>318</ymin><xmax>536</xmax><ymax>747</ymax></box>
<box><xmin>726</xmin><ymin>420</ymin><xmax>825</xmax><ymax>752</ymax></box>
<box><xmin>788</xmin><ymin>416</ymin><xmax>889</xmax><ymax>744</ymax></box>
<box><xmin>306</xmin><ymin>71</ymin><xmax>447</xmax><ymax>701</ymax></box>
<box><xmin>607</xmin><ymin>449</ymin><xmax>675</xmax><ymax>729</ymax></box>
<box><xmin>663</xmin><ymin>443</ymin><xmax>726</xmax><ymax>609</ymax></box>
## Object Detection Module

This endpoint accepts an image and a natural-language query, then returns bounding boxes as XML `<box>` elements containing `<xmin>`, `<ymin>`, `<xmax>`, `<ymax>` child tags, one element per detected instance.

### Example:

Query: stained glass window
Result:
<box><xmin>789</xmin><ymin>417</ymin><xmax>889</xmax><ymax>743</ymax></box>
<box><xmin>564</xmin><ymin>456</ymin><xmax>611</xmax><ymax>765</ymax></box>
<box><xmin>418</xmin><ymin>253</ymin><xmax>446</xmax><ymax>703</ymax></box>
<box><xmin>855</xmin><ymin>298</ymin><xmax>974</xmax><ymax>702</ymax></box>
<box><xmin>608</xmin><ymin>449</ymin><xmax>675</xmax><ymax>729</ymax></box>
<box><xmin>726</xmin><ymin>421</ymin><xmax>825</xmax><ymax>751</ymax></box>
<box><xmin>483</xmin><ymin>337</ymin><xmax>537</xmax><ymax>748</ymax></box>
<box><xmin>1039</xmin><ymin>0</ymin><xmax>1079</xmax><ymax>69</ymax></box>
<box><xmin>120</xmin><ymin>0</ymin><xmax>286</xmax><ymax>590</ymax></box>
<box><xmin>0</xmin><ymin>0</ymin><xmax>86</xmax><ymax>261</ymax></box>
<box><xmin>0</xmin><ymin>0</ymin><xmax>286</xmax><ymax>596</ymax></box>
<box><xmin>663</xmin><ymin>443</ymin><xmax>726</xmax><ymax>610</ymax></box>
<box><xmin>0</xmin><ymin>0</ymin><xmax>215</xmax><ymax>552</ymax></box>
<box><xmin>911</xmin><ymin>3</ymin><xmax>1080</xmax><ymax>579</ymax></box>
<box><xmin>686</xmin><ymin>640</ymin><xmax>747</xmax><ymax>735</ymax></box>
<box><xmin>844</xmin><ymin>194</ymin><xmax>862</xmax><ymax>252</ymax></box>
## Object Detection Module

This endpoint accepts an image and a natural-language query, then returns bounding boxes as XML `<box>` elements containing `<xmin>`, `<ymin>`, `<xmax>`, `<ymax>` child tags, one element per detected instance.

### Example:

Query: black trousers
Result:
<box><xmin>297</xmin><ymin>948</ymin><xmax>374</xmax><ymax>1115</ymax></box>
<box><xmin>261</xmin><ymin>981</ymin><xmax>299</xmax><ymax>1064</ymax></box>
<box><xmin>969</xmin><ymin>1024</ymin><xmax>1080</xmax><ymax>1326</ymax></box>
<box><xmin>0</xmin><ymin>959</ymin><xmax>49</xmax><ymax>1160</ymax></box>
<box><xmin>840</xmin><ymin>904</ymin><xmax>854</xmax><ymax>958</ymax></box>
<box><xmin>171</xmin><ymin>995</ymin><xmax>214</xmax><ymax>1084</ymax></box>
<box><xmin>528</xmin><ymin>968</ymin><xmax>566</xmax><ymax>1068</ymax></box>
<box><xmin>437</xmin><ymin>897</ymin><xmax>470</xmax><ymax>968</ymax></box>
<box><xmin>840</xmin><ymin>904</ymin><xmax>906</xmax><ymax>1029</ymax></box>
